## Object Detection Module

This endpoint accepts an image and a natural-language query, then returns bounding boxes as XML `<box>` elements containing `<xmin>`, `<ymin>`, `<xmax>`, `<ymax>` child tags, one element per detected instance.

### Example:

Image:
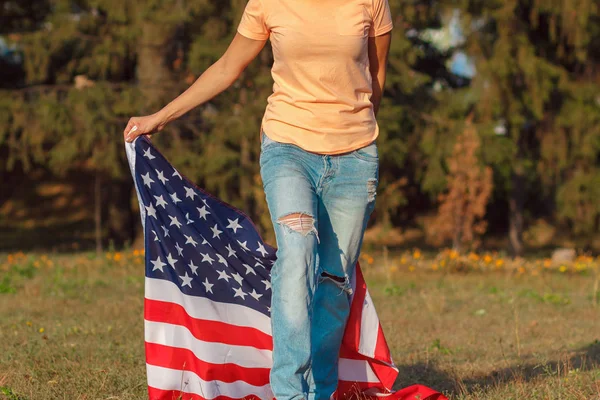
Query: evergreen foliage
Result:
<box><xmin>1</xmin><ymin>0</ymin><xmax>599</xmax><ymax>252</ymax></box>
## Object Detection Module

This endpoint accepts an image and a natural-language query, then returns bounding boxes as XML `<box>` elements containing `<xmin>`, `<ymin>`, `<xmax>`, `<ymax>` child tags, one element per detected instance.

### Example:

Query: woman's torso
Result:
<box><xmin>237</xmin><ymin>0</ymin><xmax>393</xmax><ymax>154</ymax></box>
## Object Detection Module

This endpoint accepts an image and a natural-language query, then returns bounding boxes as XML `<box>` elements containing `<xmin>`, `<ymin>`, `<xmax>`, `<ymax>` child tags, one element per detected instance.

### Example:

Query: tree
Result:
<box><xmin>428</xmin><ymin>114</ymin><xmax>493</xmax><ymax>250</ymax></box>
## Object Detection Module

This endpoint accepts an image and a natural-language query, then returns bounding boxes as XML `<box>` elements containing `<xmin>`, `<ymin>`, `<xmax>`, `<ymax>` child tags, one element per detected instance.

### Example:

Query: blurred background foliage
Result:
<box><xmin>0</xmin><ymin>0</ymin><xmax>599</xmax><ymax>256</ymax></box>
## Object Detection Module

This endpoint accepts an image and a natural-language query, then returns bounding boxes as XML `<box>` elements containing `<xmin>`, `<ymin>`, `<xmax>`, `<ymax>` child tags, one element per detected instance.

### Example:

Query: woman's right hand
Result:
<box><xmin>123</xmin><ymin>112</ymin><xmax>166</xmax><ymax>143</ymax></box>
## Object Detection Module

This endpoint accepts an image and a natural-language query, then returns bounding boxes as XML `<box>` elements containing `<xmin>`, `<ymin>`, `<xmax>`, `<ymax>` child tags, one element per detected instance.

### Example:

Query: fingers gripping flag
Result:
<box><xmin>125</xmin><ymin>136</ymin><xmax>447</xmax><ymax>400</ymax></box>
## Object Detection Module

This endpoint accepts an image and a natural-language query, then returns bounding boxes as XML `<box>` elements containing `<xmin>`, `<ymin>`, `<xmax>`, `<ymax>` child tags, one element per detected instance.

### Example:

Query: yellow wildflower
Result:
<box><xmin>413</xmin><ymin>250</ymin><xmax>421</xmax><ymax>259</ymax></box>
<box><xmin>408</xmin><ymin>265</ymin><xmax>415</xmax><ymax>272</ymax></box>
<box><xmin>468</xmin><ymin>252</ymin><xmax>480</xmax><ymax>261</ymax></box>
<box><xmin>559</xmin><ymin>265</ymin><xmax>567</xmax><ymax>273</ymax></box>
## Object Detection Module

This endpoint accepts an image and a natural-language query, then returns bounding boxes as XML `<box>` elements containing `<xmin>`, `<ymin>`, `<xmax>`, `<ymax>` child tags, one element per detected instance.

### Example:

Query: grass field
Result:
<box><xmin>0</xmin><ymin>250</ymin><xmax>599</xmax><ymax>400</ymax></box>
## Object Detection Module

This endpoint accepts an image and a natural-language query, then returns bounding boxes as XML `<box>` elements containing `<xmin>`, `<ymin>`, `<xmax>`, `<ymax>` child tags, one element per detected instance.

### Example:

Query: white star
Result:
<box><xmin>145</xmin><ymin>203</ymin><xmax>157</xmax><ymax>219</ymax></box>
<box><xmin>217</xmin><ymin>270</ymin><xmax>231</xmax><ymax>282</ymax></box>
<box><xmin>226</xmin><ymin>218</ymin><xmax>243</xmax><ymax>233</ymax></box>
<box><xmin>154</xmin><ymin>195</ymin><xmax>168</xmax><ymax>209</ymax></box>
<box><xmin>243</xmin><ymin>263</ymin><xmax>256</xmax><ymax>275</ymax></box>
<box><xmin>179</xmin><ymin>272</ymin><xmax>193</xmax><ymax>288</ymax></box>
<box><xmin>216</xmin><ymin>254</ymin><xmax>227</xmax><ymax>266</ymax></box>
<box><xmin>225</xmin><ymin>244</ymin><xmax>237</xmax><ymax>258</ymax></box>
<box><xmin>197</xmin><ymin>206</ymin><xmax>210</xmax><ymax>220</ymax></box>
<box><xmin>188</xmin><ymin>260</ymin><xmax>199</xmax><ymax>275</ymax></box>
<box><xmin>166</xmin><ymin>253</ymin><xmax>178</xmax><ymax>268</ymax></box>
<box><xmin>175</xmin><ymin>242</ymin><xmax>184</xmax><ymax>257</ymax></box>
<box><xmin>211</xmin><ymin>224</ymin><xmax>223</xmax><ymax>239</ymax></box>
<box><xmin>201</xmin><ymin>197</ymin><xmax>211</xmax><ymax>208</ymax></box>
<box><xmin>201</xmin><ymin>235</ymin><xmax>209</xmax><ymax>245</ymax></box>
<box><xmin>143</xmin><ymin>147</ymin><xmax>155</xmax><ymax>160</ymax></box>
<box><xmin>141</xmin><ymin>172</ymin><xmax>155</xmax><ymax>188</ymax></box>
<box><xmin>184</xmin><ymin>234</ymin><xmax>198</xmax><ymax>247</ymax></box>
<box><xmin>152</xmin><ymin>230</ymin><xmax>160</xmax><ymax>242</ymax></box>
<box><xmin>151</xmin><ymin>256</ymin><xmax>166</xmax><ymax>272</ymax></box>
<box><xmin>161</xmin><ymin>225</ymin><xmax>170</xmax><ymax>237</ymax></box>
<box><xmin>232</xmin><ymin>272</ymin><xmax>244</xmax><ymax>286</ymax></box>
<box><xmin>185</xmin><ymin>213</ymin><xmax>194</xmax><ymax>225</ymax></box>
<box><xmin>184</xmin><ymin>186</ymin><xmax>197</xmax><ymax>199</ymax></box>
<box><xmin>233</xmin><ymin>287</ymin><xmax>247</xmax><ymax>300</ymax></box>
<box><xmin>237</xmin><ymin>240</ymin><xmax>249</xmax><ymax>251</ymax></box>
<box><xmin>262</xmin><ymin>279</ymin><xmax>271</xmax><ymax>290</ymax></box>
<box><xmin>169</xmin><ymin>192</ymin><xmax>182</xmax><ymax>204</ymax></box>
<box><xmin>250</xmin><ymin>289</ymin><xmax>263</xmax><ymax>301</ymax></box>
<box><xmin>267</xmin><ymin>306</ymin><xmax>271</xmax><ymax>313</ymax></box>
<box><xmin>200</xmin><ymin>253</ymin><xmax>214</xmax><ymax>265</ymax></box>
<box><xmin>169</xmin><ymin>215</ymin><xmax>182</xmax><ymax>229</ymax></box>
<box><xmin>172</xmin><ymin>170</ymin><xmax>182</xmax><ymax>179</ymax></box>
<box><xmin>155</xmin><ymin>169</ymin><xmax>169</xmax><ymax>185</ymax></box>
<box><xmin>255</xmin><ymin>261</ymin><xmax>264</xmax><ymax>269</ymax></box>
<box><xmin>256</xmin><ymin>242</ymin><xmax>268</xmax><ymax>257</ymax></box>
<box><xmin>202</xmin><ymin>278</ymin><xmax>214</xmax><ymax>294</ymax></box>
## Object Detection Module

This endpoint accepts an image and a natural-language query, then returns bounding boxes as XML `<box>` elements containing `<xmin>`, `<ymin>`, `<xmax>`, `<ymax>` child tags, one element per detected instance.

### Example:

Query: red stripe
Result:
<box><xmin>374</xmin><ymin>325</ymin><xmax>393</xmax><ymax>364</ymax></box>
<box><xmin>144</xmin><ymin>299</ymin><xmax>273</xmax><ymax>350</ymax></box>
<box><xmin>148</xmin><ymin>387</ymin><xmax>264</xmax><ymax>400</ymax></box>
<box><xmin>146</xmin><ymin>342</ymin><xmax>270</xmax><ymax>386</ymax></box>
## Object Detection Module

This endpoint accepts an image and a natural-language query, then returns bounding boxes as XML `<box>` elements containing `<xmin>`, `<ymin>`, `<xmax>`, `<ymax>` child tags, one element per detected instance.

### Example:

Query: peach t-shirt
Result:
<box><xmin>237</xmin><ymin>0</ymin><xmax>393</xmax><ymax>155</ymax></box>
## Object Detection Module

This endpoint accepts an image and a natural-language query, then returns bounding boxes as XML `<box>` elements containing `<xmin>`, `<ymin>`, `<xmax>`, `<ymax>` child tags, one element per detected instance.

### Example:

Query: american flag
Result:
<box><xmin>125</xmin><ymin>136</ymin><xmax>446</xmax><ymax>400</ymax></box>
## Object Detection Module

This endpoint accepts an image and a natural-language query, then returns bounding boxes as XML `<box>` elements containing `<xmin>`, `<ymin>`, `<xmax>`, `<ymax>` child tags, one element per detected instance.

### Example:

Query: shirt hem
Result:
<box><xmin>369</xmin><ymin>22</ymin><xmax>393</xmax><ymax>37</ymax></box>
<box><xmin>237</xmin><ymin>26</ymin><xmax>269</xmax><ymax>41</ymax></box>
<box><xmin>261</xmin><ymin>129</ymin><xmax>379</xmax><ymax>155</ymax></box>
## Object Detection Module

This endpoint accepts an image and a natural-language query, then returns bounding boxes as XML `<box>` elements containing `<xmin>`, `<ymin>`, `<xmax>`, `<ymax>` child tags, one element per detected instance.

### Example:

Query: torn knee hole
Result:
<box><xmin>320</xmin><ymin>271</ymin><xmax>345</xmax><ymax>284</ymax></box>
<box><xmin>320</xmin><ymin>272</ymin><xmax>353</xmax><ymax>295</ymax></box>
<box><xmin>277</xmin><ymin>213</ymin><xmax>318</xmax><ymax>238</ymax></box>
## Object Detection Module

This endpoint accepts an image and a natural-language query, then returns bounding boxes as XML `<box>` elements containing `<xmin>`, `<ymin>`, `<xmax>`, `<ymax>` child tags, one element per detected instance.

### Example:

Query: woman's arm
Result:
<box><xmin>124</xmin><ymin>33</ymin><xmax>267</xmax><ymax>142</ymax></box>
<box><xmin>367</xmin><ymin>31</ymin><xmax>392</xmax><ymax>117</ymax></box>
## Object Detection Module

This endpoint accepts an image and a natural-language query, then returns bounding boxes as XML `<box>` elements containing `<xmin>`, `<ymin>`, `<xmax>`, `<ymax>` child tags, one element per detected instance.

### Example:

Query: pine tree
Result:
<box><xmin>428</xmin><ymin>114</ymin><xmax>493</xmax><ymax>250</ymax></box>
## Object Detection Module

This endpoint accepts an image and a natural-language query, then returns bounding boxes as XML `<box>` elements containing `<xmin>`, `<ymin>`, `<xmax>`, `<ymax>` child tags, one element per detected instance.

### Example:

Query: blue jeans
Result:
<box><xmin>259</xmin><ymin>131</ymin><xmax>379</xmax><ymax>400</ymax></box>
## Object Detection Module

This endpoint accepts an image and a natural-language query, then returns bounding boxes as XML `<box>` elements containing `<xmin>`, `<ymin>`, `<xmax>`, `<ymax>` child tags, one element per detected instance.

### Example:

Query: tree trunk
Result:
<box><xmin>95</xmin><ymin>171</ymin><xmax>103</xmax><ymax>256</ymax></box>
<box><xmin>108</xmin><ymin>178</ymin><xmax>136</xmax><ymax>248</ymax></box>
<box><xmin>509</xmin><ymin>171</ymin><xmax>525</xmax><ymax>258</ymax></box>
<box><xmin>136</xmin><ymin>20</ymin><xmax>177</xmax><ymax>110</ymax></box>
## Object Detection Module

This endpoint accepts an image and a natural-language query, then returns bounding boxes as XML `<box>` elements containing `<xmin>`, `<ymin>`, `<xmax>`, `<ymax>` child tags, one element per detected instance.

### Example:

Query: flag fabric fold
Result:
<box><xmin>125</xmin><ymin>136</ymin><xmax>447</xmax><ymax>400</ymax></box>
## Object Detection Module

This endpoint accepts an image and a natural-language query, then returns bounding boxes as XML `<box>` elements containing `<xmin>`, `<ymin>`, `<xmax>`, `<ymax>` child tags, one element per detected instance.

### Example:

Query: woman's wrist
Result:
<box><xmin>156</xmin><ymin>106</ymin><xmax>176</xmax><ymax>129</ymax></box>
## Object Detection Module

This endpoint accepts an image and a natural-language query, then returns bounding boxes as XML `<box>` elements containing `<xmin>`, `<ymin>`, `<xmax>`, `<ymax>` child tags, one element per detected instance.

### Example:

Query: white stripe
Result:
<box><xmin>147</xmin><ymin>364</ymin><xmax>274</xmax><ymax>399</ymax></box>
<box><xmin>358</xmin><ymin>289</ymin><xmax>380</xmax><ymax>358</ymax></box>
<box><xmin>145</xmin><ymin>320</ymin><xmax>272</xmax><ymax>368</ymax></box>
<box><xmin>125</xmin><ymin>138</ymin><xmax>146</xmax><ymax>227</ymax></box>
<box><xmin>338</xmin><ymin>358</ymin><xmax>379</xmax><ymax>383</ymax></box>
<box><xmin>146</xmin><ymin>320</ymin><xmax>376</xmax><ymax>382</ymax></box>
<box><xmin>145</xmin><ymin>278</ymin><xmax>272</xmax><ymax>335</ymax></box>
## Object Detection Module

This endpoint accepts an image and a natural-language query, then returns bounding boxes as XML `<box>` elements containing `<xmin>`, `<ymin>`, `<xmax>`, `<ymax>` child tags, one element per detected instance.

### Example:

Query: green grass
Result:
<box><xmin>0</xmin><ymin>252</ymin><xmax>599</xmax><ymax>399</ymax></box>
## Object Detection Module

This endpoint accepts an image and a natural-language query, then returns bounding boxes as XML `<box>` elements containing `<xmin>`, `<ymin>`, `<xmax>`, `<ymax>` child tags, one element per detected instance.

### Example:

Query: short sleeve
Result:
<box><xmin>369</xmin><ymin>0</ymin><xmax>393</xmax><ymax>37</ymax></box>
<box><xmin>237</xmin><ymin>0</ymin><xmax>270</xmax><ymax>41</ymax></box>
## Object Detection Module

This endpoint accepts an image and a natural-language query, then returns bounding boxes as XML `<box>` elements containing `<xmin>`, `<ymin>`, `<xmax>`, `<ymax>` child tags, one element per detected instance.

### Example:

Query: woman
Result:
<box><xmin>124</xmin><ymin>1</ymin><xmax>392</xmax><ymax>399</ymax></box>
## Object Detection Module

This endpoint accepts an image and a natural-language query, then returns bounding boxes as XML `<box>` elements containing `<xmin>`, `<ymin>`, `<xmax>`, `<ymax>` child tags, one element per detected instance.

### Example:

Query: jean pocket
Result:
<box><xmin>261</xmin><ymin>131</ymin><xmax>277</xmax><ymax>150</ymax></box>
<box><xmin>351</xmin><ymin>142</ymin><xmax>378</xmax><ymax>162</ymax></box>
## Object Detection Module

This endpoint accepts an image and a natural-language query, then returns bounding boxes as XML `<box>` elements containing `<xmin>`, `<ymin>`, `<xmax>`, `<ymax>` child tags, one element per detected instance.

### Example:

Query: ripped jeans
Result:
<box><xmin>259</xmin><ymin>131</ymin><xmax>378</xmax><ymax>400</ymax></box>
